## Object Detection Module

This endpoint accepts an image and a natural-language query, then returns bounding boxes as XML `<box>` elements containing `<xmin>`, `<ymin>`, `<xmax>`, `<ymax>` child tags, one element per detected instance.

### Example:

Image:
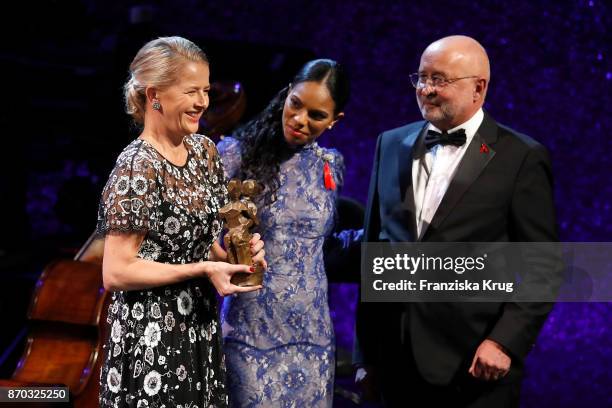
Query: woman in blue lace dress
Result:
<box><xmin>219</xmin><ymin>59</ymin><xmax>350</xmax><ymax>407</ymax></box>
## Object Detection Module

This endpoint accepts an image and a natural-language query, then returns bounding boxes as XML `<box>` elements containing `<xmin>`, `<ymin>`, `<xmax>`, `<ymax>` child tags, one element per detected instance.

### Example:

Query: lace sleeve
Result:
<box><xmin>96</xmin><ymin>145</ymin><xmax>160</xmax><ymax>235</ymax></box>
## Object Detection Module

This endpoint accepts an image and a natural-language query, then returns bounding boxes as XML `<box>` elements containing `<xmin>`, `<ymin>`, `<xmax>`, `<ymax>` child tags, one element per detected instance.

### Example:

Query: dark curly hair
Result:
<box><xmin>233</xmin><ymin>59</ymin><xmax>350</xmax><ymax>203</ymax></box>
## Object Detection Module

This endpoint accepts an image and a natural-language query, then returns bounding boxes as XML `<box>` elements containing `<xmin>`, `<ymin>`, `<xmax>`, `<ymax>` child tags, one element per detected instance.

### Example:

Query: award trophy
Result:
<box><xmin>219</xmin><ymin>179</ymin><xmax>264</xmax><ymax>286</ymax></box>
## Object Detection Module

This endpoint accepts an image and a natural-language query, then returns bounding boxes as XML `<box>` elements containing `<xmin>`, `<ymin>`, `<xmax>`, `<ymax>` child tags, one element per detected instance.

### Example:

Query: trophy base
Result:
<box><xmin>231</xmin><ymin>270</ymin><xmax>264</xmax><ymax>287</ymax></box>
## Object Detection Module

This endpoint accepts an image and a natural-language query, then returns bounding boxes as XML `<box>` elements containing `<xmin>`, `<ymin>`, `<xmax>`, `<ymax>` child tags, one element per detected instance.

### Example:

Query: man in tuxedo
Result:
<box><xmin>355</xmin><ymin>35</ymin><xmax>558</xmax><ymax>407</ymax></box>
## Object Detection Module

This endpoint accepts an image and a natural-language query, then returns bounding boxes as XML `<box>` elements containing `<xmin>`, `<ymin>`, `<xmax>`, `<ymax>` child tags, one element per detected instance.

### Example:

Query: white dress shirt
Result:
<box><xmin>412</xmin><ymin>108</ymin><xmax>484</xmax><ymax>238</ymax></box>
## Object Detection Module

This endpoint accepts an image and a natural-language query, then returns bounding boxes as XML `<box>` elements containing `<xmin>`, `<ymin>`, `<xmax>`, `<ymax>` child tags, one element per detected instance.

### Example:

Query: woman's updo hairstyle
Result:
<box><xmin>123</xmin><ymin>36</ymin><xmax>208</xmax><ymax>124</ymax></box>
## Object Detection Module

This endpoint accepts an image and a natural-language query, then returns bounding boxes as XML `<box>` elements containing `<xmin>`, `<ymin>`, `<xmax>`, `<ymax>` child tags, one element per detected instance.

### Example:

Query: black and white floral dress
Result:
<box><xmin>97</xmin><ymin>134</ymin><xmax>229</xmax><ymax>408</ymax></box>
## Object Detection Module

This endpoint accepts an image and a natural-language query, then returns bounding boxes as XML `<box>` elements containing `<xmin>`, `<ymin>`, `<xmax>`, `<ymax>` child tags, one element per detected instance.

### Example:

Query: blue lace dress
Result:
<box><xmin>218</xmin><ymin>137</ymin><xmax>344</xmax><ymax>408</ymax></box>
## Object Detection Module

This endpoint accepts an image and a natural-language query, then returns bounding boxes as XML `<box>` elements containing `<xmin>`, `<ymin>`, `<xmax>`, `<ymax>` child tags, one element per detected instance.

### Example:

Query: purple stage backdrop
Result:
<box><xmin>5</xmin><ymin>1</ymin><xmax>611</xmax><ymax>407</ymax></box>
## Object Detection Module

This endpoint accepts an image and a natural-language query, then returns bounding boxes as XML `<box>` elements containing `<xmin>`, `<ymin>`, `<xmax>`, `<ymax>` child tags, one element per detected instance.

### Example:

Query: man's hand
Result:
<box><xmin>468</xmin><ymin>339</ymin><xmax>511</xmax><ymax>381</ymax></box>
<box><xmin>354</xmin><ymin>365</ymin><xmax>380</xmax><ymax>402</ymax></box>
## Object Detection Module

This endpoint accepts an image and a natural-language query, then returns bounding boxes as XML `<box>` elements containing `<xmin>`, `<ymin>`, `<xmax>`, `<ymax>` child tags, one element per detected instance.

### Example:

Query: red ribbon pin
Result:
<box><xmin>480</xmin><ymin>143</ymin><xmax>489</xmax><ymax>153</ymax></box>
<box><xmin>323</xmin><ymin>161</ymin><xmax>336</xmax><ymax>190</ymax></box>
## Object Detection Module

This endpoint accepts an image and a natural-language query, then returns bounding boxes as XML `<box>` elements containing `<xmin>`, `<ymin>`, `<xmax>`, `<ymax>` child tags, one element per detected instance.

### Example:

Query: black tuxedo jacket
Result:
<box><xmin>357</xmin><ymin>111</ymin><xmax>559</xmax><ymax>385</ymax></box>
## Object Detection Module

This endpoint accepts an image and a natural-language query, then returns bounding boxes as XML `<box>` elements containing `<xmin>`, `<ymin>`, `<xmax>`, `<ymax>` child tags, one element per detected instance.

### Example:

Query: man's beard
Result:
<box><xmin>421</xmin><ymin>103</ymin><xmax>453</xmax><ymax>125</ymax></box>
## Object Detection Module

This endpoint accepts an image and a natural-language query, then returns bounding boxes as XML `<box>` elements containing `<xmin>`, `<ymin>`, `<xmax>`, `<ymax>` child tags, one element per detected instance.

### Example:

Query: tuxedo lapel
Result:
<box><xmin>424</xmin><ymin>113</ymin><xmax>499</xmax><ymax>238</ymax></box>
<box><xmin>398</xmin><ymin>124</ymin><xmax>426</xmax><ymax>240</ymax></box>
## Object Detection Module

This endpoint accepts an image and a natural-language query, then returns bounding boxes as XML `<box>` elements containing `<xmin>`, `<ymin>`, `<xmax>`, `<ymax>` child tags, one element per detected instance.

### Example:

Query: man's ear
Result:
<box><xmin>473</xmin><ymin>78</ymin><xmax>487</xmax><ymax>102</ymax></box>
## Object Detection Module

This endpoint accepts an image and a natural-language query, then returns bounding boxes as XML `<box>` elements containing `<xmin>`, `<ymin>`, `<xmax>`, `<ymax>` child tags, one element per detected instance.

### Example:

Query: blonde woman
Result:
<box><xmin>97</xmin><ymin>36</ymin><xmax>264</xmax><ymax>408</ymax></box>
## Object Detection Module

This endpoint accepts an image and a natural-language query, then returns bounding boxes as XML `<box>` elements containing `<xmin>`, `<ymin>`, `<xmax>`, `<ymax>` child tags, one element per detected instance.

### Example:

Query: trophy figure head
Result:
<box><xmin>227</xmin><ymin>179</ymin><xmax>242</xmax><ymax>200</ymax></box>
<box><xmin>241</xmin><ymin>179</ymin><xmax>263</xmax><ymax>198</ymax></box>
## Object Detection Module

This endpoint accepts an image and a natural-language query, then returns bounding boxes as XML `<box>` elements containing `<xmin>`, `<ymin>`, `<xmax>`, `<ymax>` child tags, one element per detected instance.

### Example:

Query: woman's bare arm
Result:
<box><xmin>102</xmin><ymin>232</ymin><xmax>261</xmax><ymax>295</ymax></box>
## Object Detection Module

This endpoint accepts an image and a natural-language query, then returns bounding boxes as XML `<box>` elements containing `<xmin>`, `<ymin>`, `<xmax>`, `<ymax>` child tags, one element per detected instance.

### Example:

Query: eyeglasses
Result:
<box><xmin>409</xmin><ymin>73</ymin><xmax>480</xmax><ymax>89</ymax></box>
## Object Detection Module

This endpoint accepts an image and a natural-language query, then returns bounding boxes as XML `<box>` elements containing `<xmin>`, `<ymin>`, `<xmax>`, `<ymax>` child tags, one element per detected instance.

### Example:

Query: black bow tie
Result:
<box><xmin>424</xmin><ymin>129</ymin><xmax>466</xmax><ymax>149</ymax></box>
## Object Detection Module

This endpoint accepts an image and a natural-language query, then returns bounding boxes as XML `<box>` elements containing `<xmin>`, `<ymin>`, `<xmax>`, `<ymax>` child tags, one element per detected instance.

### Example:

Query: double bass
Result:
<box><xmin>0</xmin><ymin>233</ymin><xmax>108</xmax><ymax>407</ymax></box>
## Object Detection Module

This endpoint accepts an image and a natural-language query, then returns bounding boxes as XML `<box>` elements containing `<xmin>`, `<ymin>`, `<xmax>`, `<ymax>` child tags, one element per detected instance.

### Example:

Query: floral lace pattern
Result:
<box><xmin>97</xmin><ymin>134</ymin><xmax>229</xmax><ymax>407</ymax></box>
<box><xmin>218</xmin><ymin>137</ymin><xmax>344</xmax><ymax>407</ymax></box>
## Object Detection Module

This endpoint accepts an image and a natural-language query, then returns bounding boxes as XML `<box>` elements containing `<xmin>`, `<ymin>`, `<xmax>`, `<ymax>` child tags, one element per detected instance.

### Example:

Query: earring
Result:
<box><xmin>152</xmin><ymin>99</ymin><xmax>161</xmax><ymax>110</ymax></box>
<box><xmin>328</xmin><ymin>125</ymin><xmax>333</xmax><ymax>130</ymax></box>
